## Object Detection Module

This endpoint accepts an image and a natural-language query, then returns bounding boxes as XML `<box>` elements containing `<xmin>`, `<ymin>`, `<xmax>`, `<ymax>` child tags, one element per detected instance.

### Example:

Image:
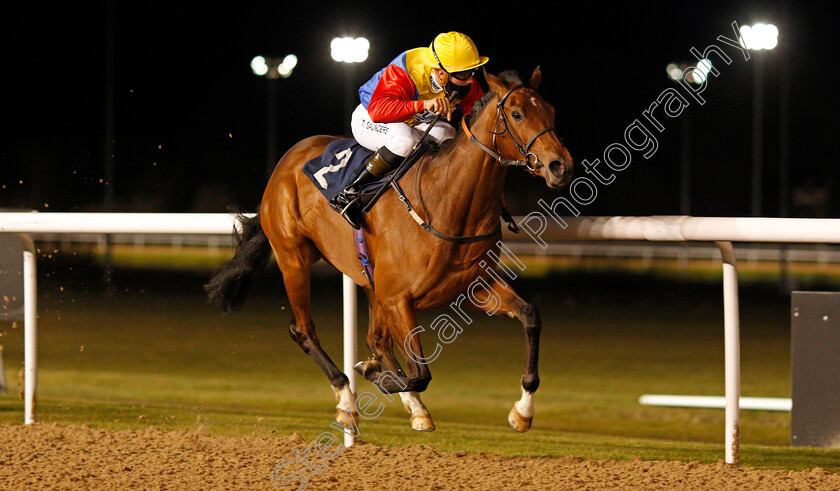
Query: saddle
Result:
<box><xmin>301</xmin><ymin>138</ymin><xmax>426</xmax><ymax>209</ymax></box>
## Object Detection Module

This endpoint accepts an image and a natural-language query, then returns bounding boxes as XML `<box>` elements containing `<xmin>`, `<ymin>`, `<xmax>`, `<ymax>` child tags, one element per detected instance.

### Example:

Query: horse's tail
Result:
<box><xmin>204</xmin><ymin>210</ymin><xmax>272</xmax><ymax>313</ymax></box>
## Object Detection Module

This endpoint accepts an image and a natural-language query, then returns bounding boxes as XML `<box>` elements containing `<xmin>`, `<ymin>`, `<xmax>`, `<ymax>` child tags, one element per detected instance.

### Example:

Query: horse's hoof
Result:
<box><xmin>335</xmin><ymin>409</ymin><xmax>359</xmax><ymax>429</ymax></box>
<box><xmin>410</xmin><ymin>413</ymin><xmax>436</xmax><ymax>432</ymax></box>
<box><xmin>354</xmin><ymin>359</ymin><xmax>381</xmax><ymax>378</ymax></box>
<box><xmin>508</xmin><ymin>405</ymin><xmax>532</xmax><ymax>433</ymax></box>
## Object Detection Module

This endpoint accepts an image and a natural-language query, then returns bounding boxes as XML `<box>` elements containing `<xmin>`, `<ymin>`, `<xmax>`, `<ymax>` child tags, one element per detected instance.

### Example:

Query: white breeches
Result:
<box><xmin>350</xmin><ymin>104</ymin><xmax>456</xmax><ymax>157</ymax></box>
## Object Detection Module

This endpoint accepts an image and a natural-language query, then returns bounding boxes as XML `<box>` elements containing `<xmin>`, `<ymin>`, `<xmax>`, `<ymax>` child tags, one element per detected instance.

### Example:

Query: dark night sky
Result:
<box><xmin>4</xmin><ymin>1</ymin><xmax>838</xmax><ymax>218</ymax></box>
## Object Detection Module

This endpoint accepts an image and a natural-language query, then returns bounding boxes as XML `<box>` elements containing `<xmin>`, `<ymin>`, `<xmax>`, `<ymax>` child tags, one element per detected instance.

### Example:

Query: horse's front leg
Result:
<box><xmin>377</xmin><ymin>294</ymin><xmax>435</xmax><ymax>431</ymax></box>
<box><xmin>473</xmin><ymin>284</ymin><xmax>541</xmax><ymax>432</ymax></box>
<box><xmin>355</xmin><ymin>289</ymin><xmax>407</xmax><ymax>383</ymax></box>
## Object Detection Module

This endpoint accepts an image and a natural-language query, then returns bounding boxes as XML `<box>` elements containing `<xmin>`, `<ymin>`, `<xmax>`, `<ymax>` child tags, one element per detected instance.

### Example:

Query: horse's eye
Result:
<box><xmin>511</xmin><ymin>111</ymin><xmax>523</xmax><ymax>121</ymax></box>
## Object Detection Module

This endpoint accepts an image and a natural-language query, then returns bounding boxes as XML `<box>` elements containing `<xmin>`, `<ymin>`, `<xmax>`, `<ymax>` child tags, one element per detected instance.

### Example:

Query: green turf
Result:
<box><xmin>1</xmin><ymin>259</ymin><xmax>838</xmax><ymax>473</ymax></box>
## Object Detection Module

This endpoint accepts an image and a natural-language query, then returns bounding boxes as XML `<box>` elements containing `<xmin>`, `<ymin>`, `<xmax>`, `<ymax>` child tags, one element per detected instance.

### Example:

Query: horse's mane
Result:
<box><xmin>469</xmin><ymin>70</ymin><xmax>525</xmax><ymax>121</ymax></box>
<box><xmin>433</xmin><ymin>70</ymin><xmax>525</xmax><ymax>155</ymax></box>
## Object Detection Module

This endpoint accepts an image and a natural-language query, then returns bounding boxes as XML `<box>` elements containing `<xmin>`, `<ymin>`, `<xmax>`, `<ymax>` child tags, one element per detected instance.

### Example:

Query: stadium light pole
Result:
<box><xmin>331</xmin><ymin>37</ymin><xmax>369</xmax><ymax>134</ymax></box>
<box><xmin>251</xmin><ymin>54</ymin><xmax>298</xmax><ymax>179</ymax></box>
<box><xmin>666</xmin><ymin>60</ymin><xmax>712</xmax><ymax>216</ymax></box>
<box><xmin>739</xmin><ymin>23</ymin><xmax>778</xmax><ymax>217</ymax></box>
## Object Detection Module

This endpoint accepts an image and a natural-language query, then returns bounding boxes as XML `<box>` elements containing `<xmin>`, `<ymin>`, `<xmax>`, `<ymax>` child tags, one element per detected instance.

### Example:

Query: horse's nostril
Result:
<box><xmin>549</xmin><ymin>161</ymin><xmax>565</xmax><ymax>177</ymax></box>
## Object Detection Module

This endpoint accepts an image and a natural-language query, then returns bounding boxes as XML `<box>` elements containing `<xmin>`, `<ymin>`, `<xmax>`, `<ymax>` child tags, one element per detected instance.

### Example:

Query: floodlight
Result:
<box><xmin>331</xmin><ymin>37</ymin><xmax>370</xmax><ymax>63</ymax></box>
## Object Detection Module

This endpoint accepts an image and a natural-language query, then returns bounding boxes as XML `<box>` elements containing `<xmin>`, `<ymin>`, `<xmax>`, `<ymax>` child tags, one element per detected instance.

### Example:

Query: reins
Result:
<box><xmin>392</xmin><ymin>168</ymin><xmax>502</xmax><ymax>243</ymax></box>
<box><xmin>377</xmin><ymin>83</ymin><xmax>553</xmax><ymax>243</ymax></box>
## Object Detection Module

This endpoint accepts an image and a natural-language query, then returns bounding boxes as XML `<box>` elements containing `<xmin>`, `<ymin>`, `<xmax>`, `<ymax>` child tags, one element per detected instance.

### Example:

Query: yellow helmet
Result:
<box><xmin>427</xmin><ymin>32</ymin><xmax>489</xmax><ymax>73</ymax></box>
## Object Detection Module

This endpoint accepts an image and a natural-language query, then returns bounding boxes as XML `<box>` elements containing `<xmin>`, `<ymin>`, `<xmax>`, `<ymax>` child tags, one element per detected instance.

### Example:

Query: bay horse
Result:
<box><xmin>205</xmin><ymin>68</ymin><xmax>573</xmax><ymax>433</ymax></box>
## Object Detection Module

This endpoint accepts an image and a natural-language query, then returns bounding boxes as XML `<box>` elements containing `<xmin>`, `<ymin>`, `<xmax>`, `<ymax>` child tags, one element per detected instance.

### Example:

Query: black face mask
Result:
<box><xmin>446</xmin><ymin>80</ymin><xmax>471</xmax><ymax>100</ymax></box>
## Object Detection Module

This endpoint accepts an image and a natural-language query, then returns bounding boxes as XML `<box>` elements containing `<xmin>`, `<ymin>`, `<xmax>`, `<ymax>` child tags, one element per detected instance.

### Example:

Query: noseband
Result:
<box><xmin>461</xmin><ymin>84</ymin><xmax>557</xmax><ymax>174</ymax></box>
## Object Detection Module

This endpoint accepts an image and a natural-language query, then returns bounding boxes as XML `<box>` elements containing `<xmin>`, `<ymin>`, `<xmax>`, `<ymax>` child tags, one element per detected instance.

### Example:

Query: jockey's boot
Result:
<box><xmin>329</xmin><ymin>148</ymin><xmax>402</xmax><ymax>229</ymax></box>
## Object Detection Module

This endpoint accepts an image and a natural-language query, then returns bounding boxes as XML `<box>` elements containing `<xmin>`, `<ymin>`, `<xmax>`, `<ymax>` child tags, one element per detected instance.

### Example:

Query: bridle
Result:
<box><xmin>367</xmin><ymin>82</ymin><xmax>558</xmax><ymax>244</ymax></box>
<box><xmin>461</xmin><ymin>83</ymin><xmax>557</xmax><ymax>175</ymax></box>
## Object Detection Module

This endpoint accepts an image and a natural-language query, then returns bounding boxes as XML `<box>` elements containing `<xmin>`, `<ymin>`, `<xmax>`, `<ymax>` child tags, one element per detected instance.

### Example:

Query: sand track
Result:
<box><xmin>1</xmin><ymin>424</ymin><xmax>838</xmax><ymax>490</ymax></box>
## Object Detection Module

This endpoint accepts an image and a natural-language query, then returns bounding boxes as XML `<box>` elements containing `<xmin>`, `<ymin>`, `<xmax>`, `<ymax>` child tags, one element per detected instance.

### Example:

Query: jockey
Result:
<box><xmin>329</xmin><ymin>31</ymin><xmax>489</xmax><ymax>229</ymax></box>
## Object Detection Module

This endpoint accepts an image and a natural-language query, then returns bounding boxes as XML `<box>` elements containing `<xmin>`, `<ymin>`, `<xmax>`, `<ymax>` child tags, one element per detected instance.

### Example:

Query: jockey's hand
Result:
<box><xmin>424</xmin><ymin>97</ymin><xmax>453</xmax><ymax>121</ymax></box>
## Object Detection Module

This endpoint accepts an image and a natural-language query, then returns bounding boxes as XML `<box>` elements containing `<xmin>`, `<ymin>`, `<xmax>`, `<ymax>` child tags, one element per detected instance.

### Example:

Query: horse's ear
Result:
<box><xmin>484</xmin><ymin>69</ymin><xmax>506</xmax><ymax>94</ymax></box>
<box><xmin>529</xmin><ymin>66</ymin><xmax>542</xmax><ymax>90</ymax></box>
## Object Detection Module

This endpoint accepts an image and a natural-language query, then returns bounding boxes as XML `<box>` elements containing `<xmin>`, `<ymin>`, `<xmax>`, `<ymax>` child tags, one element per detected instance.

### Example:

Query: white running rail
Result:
<box><xmin>3</xmin><ymin>212</ymin><xmax>840</xmax><ymax>462</ymax></box>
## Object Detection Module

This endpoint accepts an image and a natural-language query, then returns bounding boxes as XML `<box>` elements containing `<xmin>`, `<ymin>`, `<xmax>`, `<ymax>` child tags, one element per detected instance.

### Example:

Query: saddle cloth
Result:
<box><xmin>302</xmin><ymin>137</ymin><xmax>506</xmax><ymax>289</ymax></box>
<box><xmin>301</xmin><ymin>138</ymin><xmax>422</xmax><ymax>202</ymax></box>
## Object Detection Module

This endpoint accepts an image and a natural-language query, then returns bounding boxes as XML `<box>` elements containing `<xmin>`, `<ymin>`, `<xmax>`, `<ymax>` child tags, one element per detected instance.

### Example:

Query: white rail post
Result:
<box><xmin>18</xmin><ymin>234</ymin><xmax>37</xmax><ymax>425</ymax></box>
<box><xmin>716</xmin><ymin>241</ymin><xmax>740</xmax><ymax>465</ymax></box>
<box><xmin>342</xmin><ymin>274</ymin><xmax>357</xmax><ymax>447</ymax></box>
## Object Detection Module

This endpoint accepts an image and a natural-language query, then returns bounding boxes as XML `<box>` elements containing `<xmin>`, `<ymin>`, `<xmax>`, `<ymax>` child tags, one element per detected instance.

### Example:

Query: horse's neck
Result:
<box><xmin>415</xmin><ymin>127</ymin><xmax>506</xmax><ymax>233</ymax></box>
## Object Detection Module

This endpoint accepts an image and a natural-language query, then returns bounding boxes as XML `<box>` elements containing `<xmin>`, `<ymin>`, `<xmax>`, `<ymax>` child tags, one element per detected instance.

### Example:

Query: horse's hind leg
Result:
<box><xmin>280</xmin><ymin>258</ymin><xmax>357</xmax><ymax>429</ymax></box>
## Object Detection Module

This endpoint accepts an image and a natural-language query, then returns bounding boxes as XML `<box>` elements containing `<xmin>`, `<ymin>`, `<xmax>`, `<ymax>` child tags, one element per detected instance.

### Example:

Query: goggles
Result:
<box><xmin>431</xmin><ymin>41</ymin><xmax>477</xmax><ymax>81</ymax></box>
<box><xmin>450</xmin><ymin>69</ymin><xmax>477</xmax><ymax>81</ymax></box>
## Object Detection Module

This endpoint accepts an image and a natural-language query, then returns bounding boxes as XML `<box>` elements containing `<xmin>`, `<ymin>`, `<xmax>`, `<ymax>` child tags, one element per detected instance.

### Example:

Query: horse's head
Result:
<box><xmin>479</xmin><ymin>68</ymin><xmax>573</xmax><ymax>188</ymax></box>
